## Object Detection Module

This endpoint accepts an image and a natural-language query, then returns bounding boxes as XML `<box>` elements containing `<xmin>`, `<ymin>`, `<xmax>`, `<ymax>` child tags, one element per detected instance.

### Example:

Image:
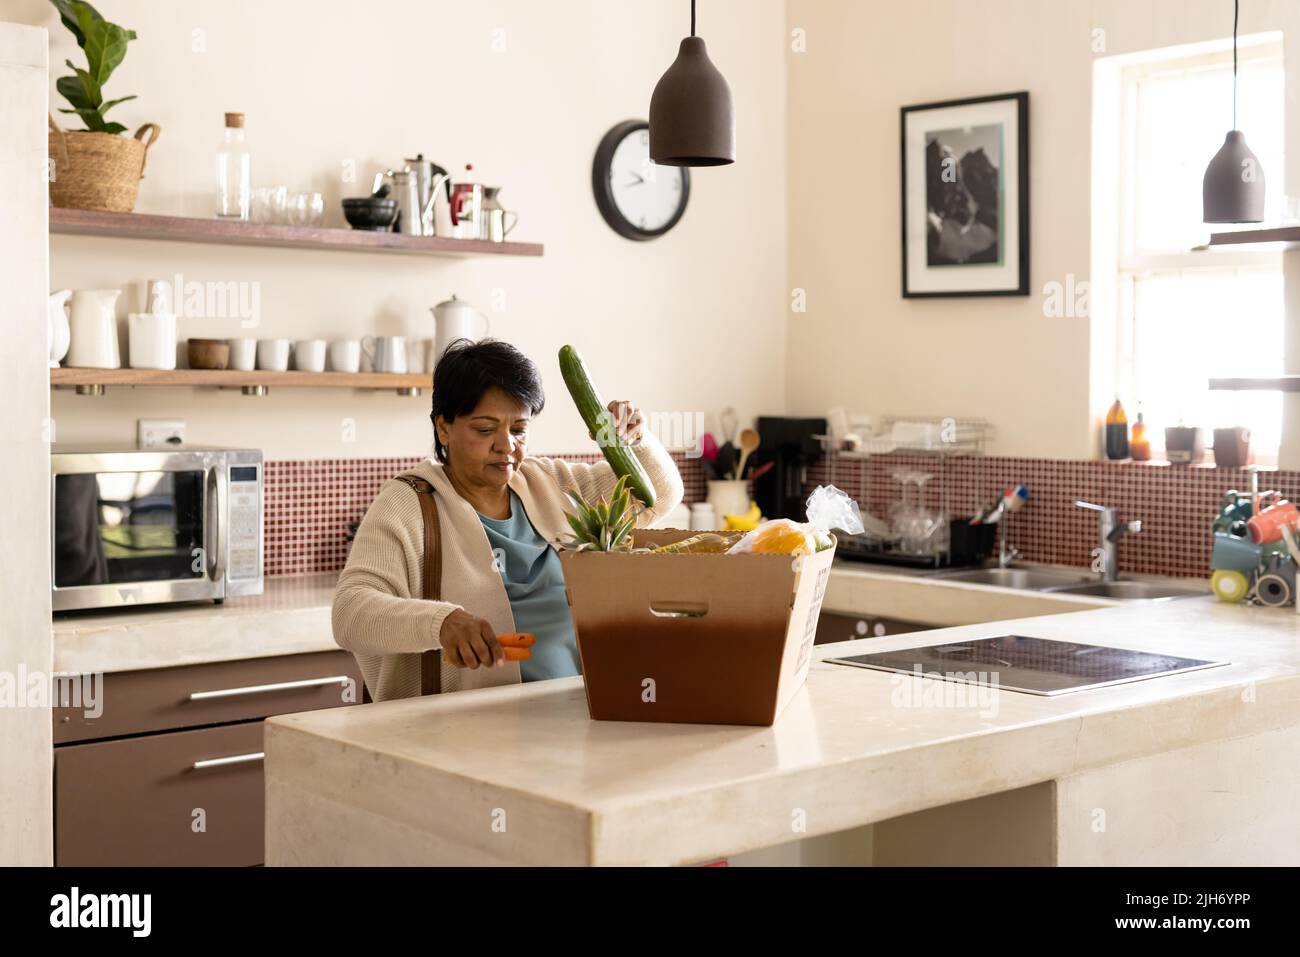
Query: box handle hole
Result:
<box><xmin>649</xmin><ymin>601</ymin><xmax>709</xmax><ymax>618</ymax></box>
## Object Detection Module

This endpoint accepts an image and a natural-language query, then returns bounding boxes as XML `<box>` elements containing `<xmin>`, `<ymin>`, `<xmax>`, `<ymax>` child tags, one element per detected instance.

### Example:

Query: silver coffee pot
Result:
<box><xmin>375</xmin><ymin>159</ymin><xmax>454</xmax><ymax>237</ymax></box>
<box><xmin>373</xmin><ymin>168</ymin><xmax>422</xmax><ymax>236</ymax></box>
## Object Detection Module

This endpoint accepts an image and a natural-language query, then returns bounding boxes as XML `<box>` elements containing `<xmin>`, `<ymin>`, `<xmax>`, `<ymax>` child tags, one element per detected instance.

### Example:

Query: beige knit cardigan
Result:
<box><xmin>332</xmin><ymin>431</ymin><xmax>685</xmax><ymax>702</ymax></box>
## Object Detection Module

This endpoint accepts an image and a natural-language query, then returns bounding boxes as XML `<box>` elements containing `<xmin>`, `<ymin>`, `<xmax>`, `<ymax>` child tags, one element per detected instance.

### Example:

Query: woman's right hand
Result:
<box><xmin>438</xmin><ymin>608</ymin><xmax>505</xmax><ymax>669</ymax></box>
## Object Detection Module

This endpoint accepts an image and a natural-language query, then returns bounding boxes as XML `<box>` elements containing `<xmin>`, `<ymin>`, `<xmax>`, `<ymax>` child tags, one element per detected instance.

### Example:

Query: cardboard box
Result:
<box><xmin>558</xmin><ymin>529</ymin><xmax>836</xmax><ymax>726</ymax></box>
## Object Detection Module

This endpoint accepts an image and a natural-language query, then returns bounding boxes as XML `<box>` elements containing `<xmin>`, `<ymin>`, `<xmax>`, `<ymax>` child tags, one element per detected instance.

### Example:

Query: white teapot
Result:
<box><xmin>431</xmin><ymin>295</ymin><xmax>491</xmax><ymax>366</ymax></box>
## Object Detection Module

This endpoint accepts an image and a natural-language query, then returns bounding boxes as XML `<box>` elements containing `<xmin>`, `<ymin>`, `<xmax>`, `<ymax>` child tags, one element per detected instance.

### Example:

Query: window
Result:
<box><xmin>1112</xmin><ymin>38</ymin><xmax>1284</xmax><ymax>461</ymax></box>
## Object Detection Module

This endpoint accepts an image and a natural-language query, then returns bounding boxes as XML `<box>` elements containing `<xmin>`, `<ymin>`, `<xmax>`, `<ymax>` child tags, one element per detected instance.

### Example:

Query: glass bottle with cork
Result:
<box><xmin>216</xmin><ymin>112</ymin><xmax>250</xmax><ymax>220</ymax></box>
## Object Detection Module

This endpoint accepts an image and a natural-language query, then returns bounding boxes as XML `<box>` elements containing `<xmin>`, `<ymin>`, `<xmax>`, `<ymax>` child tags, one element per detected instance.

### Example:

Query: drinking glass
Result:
<box><xmin>252</xmin><ymin>185</ymin><xmax>288</xmax><ymax>224</ymax></box>
<box><xmin>286</xmin><ymin>191</ymin><xmax>311</xmax><ymax>227</ymax></box>
<box><xmin>892</xmin><ymin>471</ymin><xmax>945</xmax><ymax>556</ymax></box>
<box><xmin>307</xmin><ymin>192</ymin><xmax>324</xmax><ymax>226</ymax></box>
<box><xmin>287</xmin><ymin>191</ymin><xmax>324</xmax><ymax>227</ymax></box>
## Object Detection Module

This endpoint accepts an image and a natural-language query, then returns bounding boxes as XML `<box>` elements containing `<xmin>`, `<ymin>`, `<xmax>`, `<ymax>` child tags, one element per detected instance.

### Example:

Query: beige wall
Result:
<box><xmin>0</xmin><ymin>21</ymin><xmax>53</xmax><ymax>866</ymax></box>
<box><xmin>18</xmin><ymin>0</ymin><xmax>788</xmax><ymax>458</ymax></box>
<box><xmin>27</xmin><ymin>0</ymin><xmax>1300</xmax><ymax>462</ymax></box>
<box><xmin>786</xmin><ymin>0</ymin><xmax>1300</xmax><ymax>460</ymax></box>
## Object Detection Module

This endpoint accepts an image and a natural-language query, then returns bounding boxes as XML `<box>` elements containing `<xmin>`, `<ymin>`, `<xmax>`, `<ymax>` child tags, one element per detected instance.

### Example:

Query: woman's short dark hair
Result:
<box><xmin>429</xmin><ymin>338</ymin><xmax>545</xmax><ymax>463</ymax></box>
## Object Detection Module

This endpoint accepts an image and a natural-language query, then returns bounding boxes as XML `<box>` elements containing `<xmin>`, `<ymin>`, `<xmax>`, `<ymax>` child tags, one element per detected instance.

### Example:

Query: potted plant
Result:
<box><xmin>47</xmin><ymin>0</ymin><xmax>159</xmax><ymax>212</ymax></box>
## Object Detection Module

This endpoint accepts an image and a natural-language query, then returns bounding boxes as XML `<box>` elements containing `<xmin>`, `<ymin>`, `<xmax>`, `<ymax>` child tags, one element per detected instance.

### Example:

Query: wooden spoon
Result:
<box><xmin>732</xmin><ymin>428</ymin><xmax>760</xmax><ymax>480</ymax></box>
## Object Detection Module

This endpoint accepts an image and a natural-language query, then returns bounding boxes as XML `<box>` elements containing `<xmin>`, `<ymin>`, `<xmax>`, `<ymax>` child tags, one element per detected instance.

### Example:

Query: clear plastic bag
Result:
<box><xmin>806</xmin><ymin>484</ymin><xmax>865</xmax><ymax>543</ymax></box>
<box><xmin>726</xmin><ymin>485</ymin><xmax>865</xmax><ymax>555</ymax></box>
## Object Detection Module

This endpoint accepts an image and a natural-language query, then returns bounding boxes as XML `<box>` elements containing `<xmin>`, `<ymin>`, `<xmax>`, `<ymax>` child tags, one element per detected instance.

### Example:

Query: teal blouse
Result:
<box><xmin>476</xmin><ymin>490</ymin><xmax>581</xmax><ymax>682</ymax></box>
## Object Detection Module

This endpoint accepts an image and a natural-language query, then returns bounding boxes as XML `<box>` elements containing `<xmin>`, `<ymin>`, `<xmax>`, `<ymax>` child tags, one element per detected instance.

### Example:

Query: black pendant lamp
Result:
<box><xmin>649</xmin><ymin>0</ymin><xmax>735</xmax><ymax>167</ymax></box>
<box><xmin>1203</xmin><ymin>0</ymin><xmax>1265</xmax><ymax>223</ymax></box>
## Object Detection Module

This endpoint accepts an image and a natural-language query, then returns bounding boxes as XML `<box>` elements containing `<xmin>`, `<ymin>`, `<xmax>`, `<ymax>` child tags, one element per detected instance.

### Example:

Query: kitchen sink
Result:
<box><xmin>1043</xmin><ymin>580</ymin><xmax>1208</xmax><ymax>601</ymax></box>
<box><xmin>934</xmin><ymin>567</ymin><xmax>1095</xmax><ymax>590</ymax></box>
<box><xmin>930</xmin><ymin>565</ymin><xmax>1208</xmax><ymax>601</ymax></box>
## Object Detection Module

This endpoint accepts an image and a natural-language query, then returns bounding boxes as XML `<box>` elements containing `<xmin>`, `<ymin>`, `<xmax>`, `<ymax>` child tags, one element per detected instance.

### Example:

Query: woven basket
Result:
<box><xmin>48</xmin><ymin>116</ymin><xmax>160</xmax><ymax>213</ymax></box>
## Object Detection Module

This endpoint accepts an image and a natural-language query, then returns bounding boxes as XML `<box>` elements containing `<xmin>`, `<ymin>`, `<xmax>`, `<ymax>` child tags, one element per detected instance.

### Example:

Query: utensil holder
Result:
<box><xmin>948</xmin><ymin>518</ymin><xmax>997</xmax><ymax>565</ymax></box>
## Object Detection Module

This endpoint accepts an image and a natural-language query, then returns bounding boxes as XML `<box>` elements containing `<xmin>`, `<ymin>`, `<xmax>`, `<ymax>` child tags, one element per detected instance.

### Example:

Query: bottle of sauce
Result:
<box><xmin>1130</xmin><ymin>409</ymin><xmax>1151</xmax><ymax>461</ymax></box>
<box><xmin>1105</xmin><ymin>398</ymin><xmax>1130</xmax><ymax>460</ymax></box>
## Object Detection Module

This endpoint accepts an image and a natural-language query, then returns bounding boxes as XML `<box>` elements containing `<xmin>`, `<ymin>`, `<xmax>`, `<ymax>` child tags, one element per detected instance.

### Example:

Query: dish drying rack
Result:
<box><xmin>816</xmin><ymin>415</ymin><xmax>994</xmax><ymax>458</ymax></box>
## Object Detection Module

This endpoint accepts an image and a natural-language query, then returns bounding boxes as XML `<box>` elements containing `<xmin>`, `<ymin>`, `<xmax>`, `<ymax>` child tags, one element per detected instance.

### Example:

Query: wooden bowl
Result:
<box><xmin>187</xmin><ymin>338</ymin><xmax>230</xmax><ymax>370</ymax></box>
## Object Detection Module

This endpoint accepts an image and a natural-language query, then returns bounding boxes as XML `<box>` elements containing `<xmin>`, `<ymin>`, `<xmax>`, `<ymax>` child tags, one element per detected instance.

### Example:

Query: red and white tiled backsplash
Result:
<box><xmin>262</xmin><ymin>451</ymin><xmax>708</xmax><ymax>577</ymax></box>
<box><xmin>264</xmin><ymin>449</ymin><xmax>1267</xmax><ymax>580</ymax></box>
<box><xmin>804</xmin><ymin>452</ymin><xmax>1280</xmax><ymax>580</ymax></box>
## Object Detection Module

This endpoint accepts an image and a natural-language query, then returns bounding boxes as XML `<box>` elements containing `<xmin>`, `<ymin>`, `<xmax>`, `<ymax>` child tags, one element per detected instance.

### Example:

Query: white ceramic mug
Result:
<box><xmin>406</xmin><ymin>337</ymin><xmax>434</xmax><ymax>375</ymax></box>
<box><xmin>294</xmin><ymin>339</ymin><xmax>327</xmax><ymax>372</ymax></box>
<box><xmin>256</xmin><ymin>338</ymin><xmax>290</xmax><ymax>372</ymax></box>
<box><xmin>67</xmin><ymin>289</ymin><xmax>122</xmax><ymax>369</ymax></box>
<box><xmin>328</xmin><ymin>339</ymin><xmax>361</xmax><ymax>373</ymax></box>
<box><xmin>361</xmin><ymin>335</ymin><xmax>408</xmax><ymax>374</ymax></box>
<box><xmin>128</xmin><ymin>313</ymin><xmax>177</xmax><ymax>370</ymax></box>
<box><xmin>228</xmin><ymin>337</ymin><xmax>257</xmax><ymax>372</ymax></box>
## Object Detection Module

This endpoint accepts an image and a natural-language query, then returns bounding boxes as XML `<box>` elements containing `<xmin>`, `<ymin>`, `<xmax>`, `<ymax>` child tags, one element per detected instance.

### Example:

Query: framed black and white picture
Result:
<box><xmin>900</xmin><ymin>92</ymin><xmax>1029</xmax><ymax>298</ymax></box>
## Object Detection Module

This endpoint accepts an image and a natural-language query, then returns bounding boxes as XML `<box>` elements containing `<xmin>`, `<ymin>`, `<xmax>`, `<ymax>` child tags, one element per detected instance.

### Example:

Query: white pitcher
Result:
<box><xmin>67</xmin><ymin>289</ymin><xmax>122</xmax><ymax>369</ymax></box>
<box><xmin>431</xmin><ymin>295</ymin><xmax>490</xmax><ymax>367</ymax></box>
<box><xmin>48</xmin><ymin>290</ymin><xmax>71</xmax><ymax>368</ymax></box>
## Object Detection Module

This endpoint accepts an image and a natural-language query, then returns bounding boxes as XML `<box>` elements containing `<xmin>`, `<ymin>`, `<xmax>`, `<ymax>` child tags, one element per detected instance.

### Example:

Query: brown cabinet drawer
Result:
<box><xmin>54</xmin><ymin>650</ymin><xmax>362</xmax><ymax>744</ymax></box>
<box><xmin>55</xmin><ymin>721</ymin><xmax>265</xmax><ymax>866</ymax></box>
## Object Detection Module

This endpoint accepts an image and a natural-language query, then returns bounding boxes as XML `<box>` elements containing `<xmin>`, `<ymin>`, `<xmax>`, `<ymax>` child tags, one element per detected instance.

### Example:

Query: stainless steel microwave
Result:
<box><xmin>51</xmin><ymin>447</ymin><xmax>264</xmax><ymax>612</ymax></box>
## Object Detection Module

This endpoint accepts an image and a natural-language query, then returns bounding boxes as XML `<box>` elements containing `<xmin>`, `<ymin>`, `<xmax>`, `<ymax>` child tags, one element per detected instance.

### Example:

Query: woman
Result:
<box><xmin>333</xmin><ymin>338</ymin><xmax>684</xmax><ymax>702</ymax></box>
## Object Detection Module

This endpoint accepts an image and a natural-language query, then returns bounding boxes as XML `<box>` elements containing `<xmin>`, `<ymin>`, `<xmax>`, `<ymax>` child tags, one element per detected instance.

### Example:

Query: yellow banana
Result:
<box><xmin>724</xmin><ymin>501</ymin><xmax>762</xmax><ymax>531</ymax></box>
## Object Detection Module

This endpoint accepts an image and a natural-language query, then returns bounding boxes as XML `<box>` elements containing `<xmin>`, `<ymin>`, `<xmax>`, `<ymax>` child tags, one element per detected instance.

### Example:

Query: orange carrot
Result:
<box><xmin>503</xmin><ymin>646</ymin><xmax>532</xmax><ymax>661</ymax></box>
<box><xmin>498</xmin><ymin>633</ymin><xmax>536</xmax><ymax>648</ymax></box>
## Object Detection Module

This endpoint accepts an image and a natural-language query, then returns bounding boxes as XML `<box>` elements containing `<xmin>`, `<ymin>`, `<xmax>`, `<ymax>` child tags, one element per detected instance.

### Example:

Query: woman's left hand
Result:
<box><xmin>589</xmin><ymin>399</ymin><xmax>644</xmax><ymax>447</ymax></box>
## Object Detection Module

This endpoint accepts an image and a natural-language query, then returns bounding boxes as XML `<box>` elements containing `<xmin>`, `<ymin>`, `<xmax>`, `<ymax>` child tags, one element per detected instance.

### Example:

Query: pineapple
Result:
<box><xmin>559</xmin><ymin>474</ymin><xmax>644</xmax><ymax>553</ymax></box>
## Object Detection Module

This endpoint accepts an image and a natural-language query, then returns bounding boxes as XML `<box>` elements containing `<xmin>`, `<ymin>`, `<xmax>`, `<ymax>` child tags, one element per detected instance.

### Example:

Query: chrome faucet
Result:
<box><xmin>1075</xmin><ymin>501</ymin><xmax>1142</xmax><ymax>582</ymax></box>
<box><xmin>997</xmin><ymin>520</ymin><xmax>1020</xmax><ymax>568</ymax></box>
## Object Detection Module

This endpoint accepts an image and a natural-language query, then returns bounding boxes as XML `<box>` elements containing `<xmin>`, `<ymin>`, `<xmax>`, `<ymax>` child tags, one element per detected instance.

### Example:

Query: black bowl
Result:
<box><xmin>342</xmin><ymin>197</ymin><xmax>399</xmax><ymax>231</ymax></box>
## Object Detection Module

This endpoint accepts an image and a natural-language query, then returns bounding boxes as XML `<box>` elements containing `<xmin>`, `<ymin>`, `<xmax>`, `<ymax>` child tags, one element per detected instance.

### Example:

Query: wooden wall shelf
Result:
<box><xmin>49</xmin><ymin>207</ymin><xmax>544</xmax><ymax>258</ymax></box>
<box><xmin>51</xmin><ymin>368</ymin><xmax>431</xmax><ymax>396</ymax></box>
<box><xmin>1209</xmin><ymin>376</ymin><xmax>1300</xmax><ymax>393</ymax></box>
<box><xmin>1208</xmin><ymin>226</ymin><xmax>1300</xmax><ymax>250</ymax></box>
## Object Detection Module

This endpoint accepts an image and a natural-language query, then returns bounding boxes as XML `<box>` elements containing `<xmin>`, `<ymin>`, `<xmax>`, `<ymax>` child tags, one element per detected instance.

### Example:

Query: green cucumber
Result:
<box><xmin>558</xmin><ymin>344</ymin><xmax>656</xmax><ymax>507</ymax></box>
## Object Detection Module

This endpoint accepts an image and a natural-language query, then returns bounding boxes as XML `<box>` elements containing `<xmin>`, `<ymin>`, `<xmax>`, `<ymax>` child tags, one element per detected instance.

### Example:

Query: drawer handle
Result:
<box><xmin>188</xmin><ymin>675</ymin><xmax>352</xmax><ymax>701</ymax></box>
<box><xmin>192</xmin><ymin>751</ymin><xmax>264</xmax><ymax>770</ymax></box>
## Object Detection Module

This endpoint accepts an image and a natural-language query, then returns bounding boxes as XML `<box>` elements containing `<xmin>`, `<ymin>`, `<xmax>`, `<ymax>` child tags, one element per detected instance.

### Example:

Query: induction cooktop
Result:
<box><xmin>827</xmin><ymin>634</ymin><xmax>1228</xmax><ymax>696</ymax></box>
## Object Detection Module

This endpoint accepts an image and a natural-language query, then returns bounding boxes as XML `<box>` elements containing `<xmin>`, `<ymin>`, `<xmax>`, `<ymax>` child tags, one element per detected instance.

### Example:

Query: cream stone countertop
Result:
<box><xmin>52</xmin><ymin>573</ymin><xmax>339</xmax><ymax>674</ymax></box>
<box><xmin>49</xmin><ymin>561</ymin><xmax>1105</xmax><ymax>676</ymax></box>
<box><xmin>264</xmin><ymin>596</ymin><xmax>1300</xmax><ymax>866</ymax></box>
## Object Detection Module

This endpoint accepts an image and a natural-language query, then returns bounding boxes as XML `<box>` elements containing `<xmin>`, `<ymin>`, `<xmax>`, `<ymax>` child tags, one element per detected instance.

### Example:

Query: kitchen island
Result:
<box><xmin>264</xmin><ymin>586</ymin><xmax>1300</xmax><ymax>866</ymax></box>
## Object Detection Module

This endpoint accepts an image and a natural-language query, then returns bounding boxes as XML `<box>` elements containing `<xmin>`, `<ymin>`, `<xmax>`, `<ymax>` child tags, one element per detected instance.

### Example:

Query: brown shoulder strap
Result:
<box><xmin>394</xmin><ymin>474</ymin><xmax>442</xmax><ymax>695</ymax></box>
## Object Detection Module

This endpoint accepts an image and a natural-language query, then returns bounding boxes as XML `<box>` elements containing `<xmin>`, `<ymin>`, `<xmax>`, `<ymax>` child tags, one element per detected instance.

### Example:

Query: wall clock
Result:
<box><xmin>592</xmin><ymin>120</ymin><xmax>690</xmax><ymax>240</ymax></box>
